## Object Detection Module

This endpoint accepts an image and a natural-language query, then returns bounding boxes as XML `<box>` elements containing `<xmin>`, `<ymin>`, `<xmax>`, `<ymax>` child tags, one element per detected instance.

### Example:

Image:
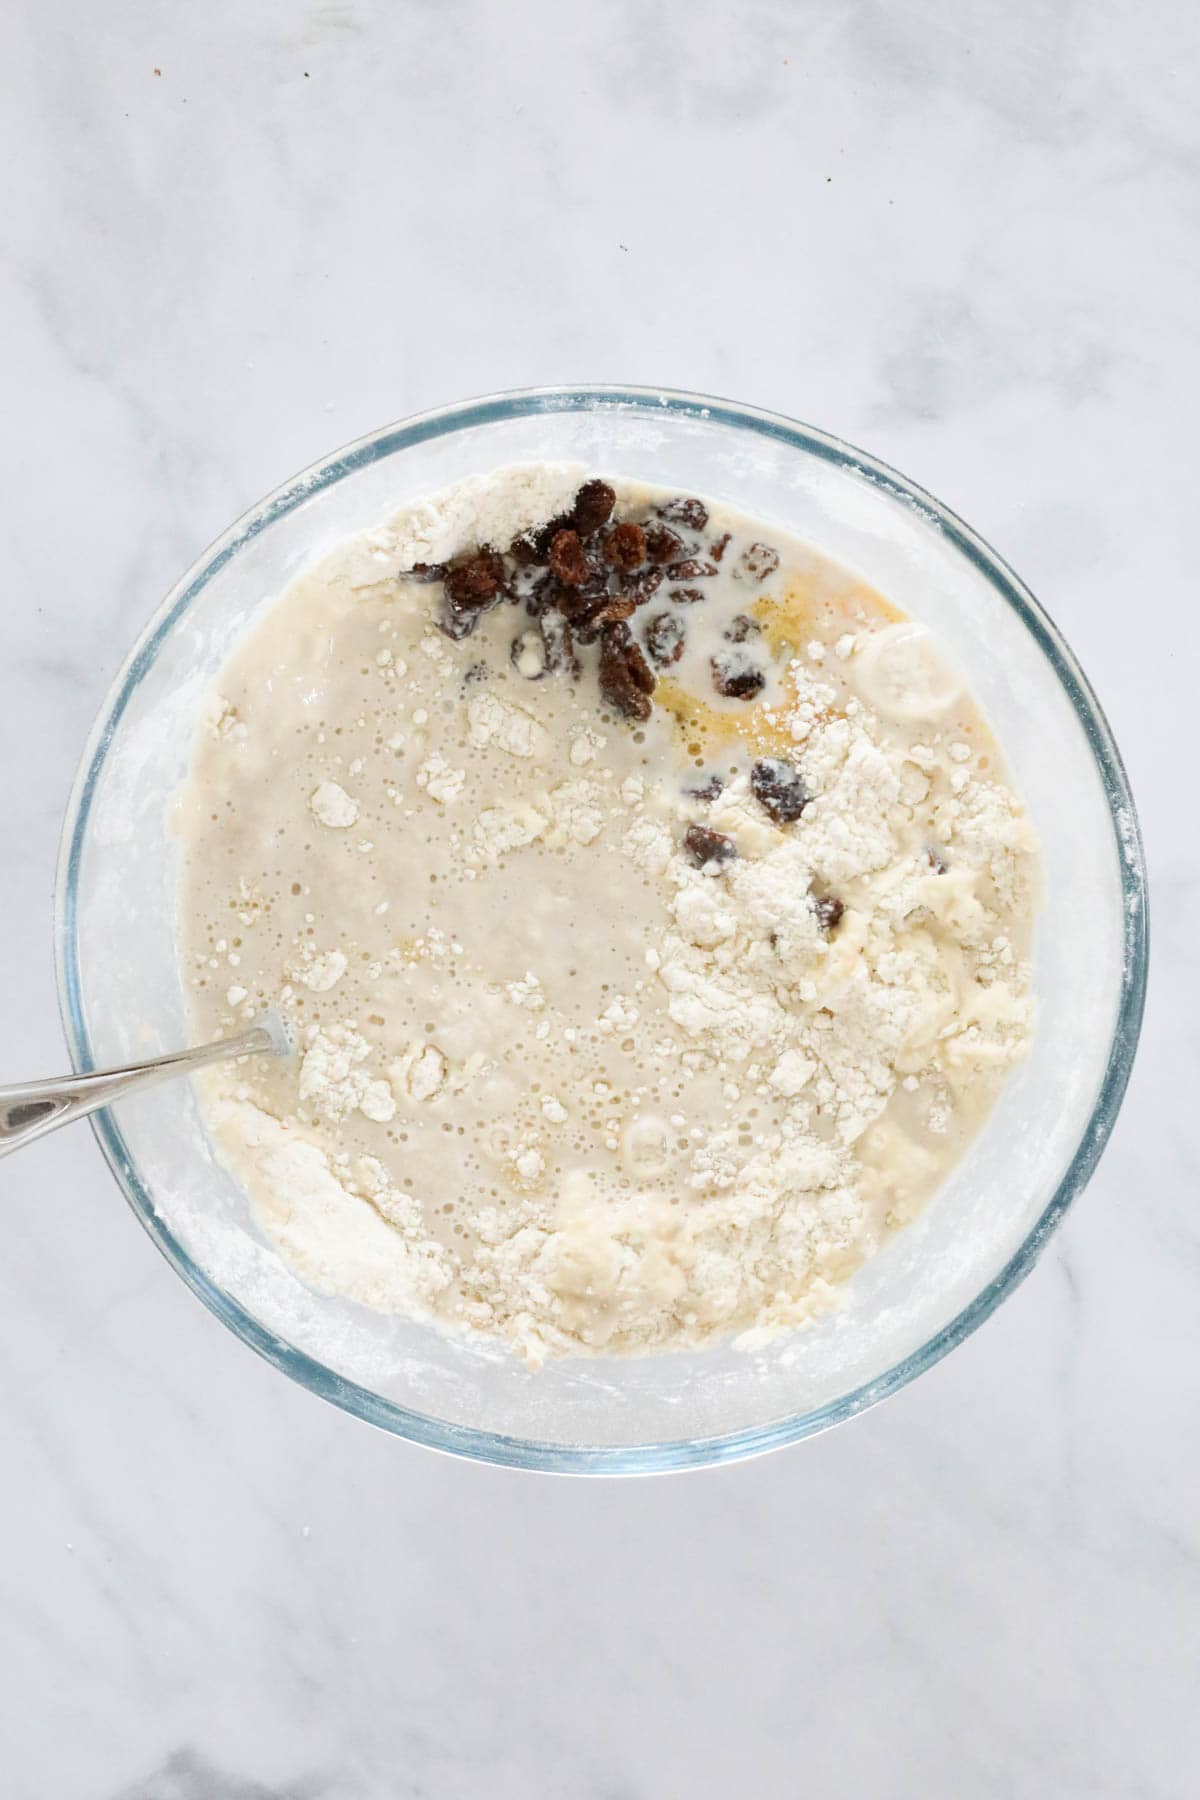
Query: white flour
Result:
<box><xmin>331</xmin><ymin>463</ymin><xmax>587</xmax><ymax>586</ymax></box>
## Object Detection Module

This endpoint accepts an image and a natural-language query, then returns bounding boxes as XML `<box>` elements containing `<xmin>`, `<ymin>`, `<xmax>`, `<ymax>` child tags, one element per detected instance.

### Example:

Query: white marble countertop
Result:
<box><xmin>1</xmin><ymin>2</ymin><xmax>1193</xmax><ymax>1795</ymax></box>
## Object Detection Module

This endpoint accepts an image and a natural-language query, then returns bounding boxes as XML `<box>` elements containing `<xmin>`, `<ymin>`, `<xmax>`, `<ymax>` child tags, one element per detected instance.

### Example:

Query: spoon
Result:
<box><xmin>0</xmin><ymin>1019</ymin><xmax>286</xmax><ymax>1159</ymax></box>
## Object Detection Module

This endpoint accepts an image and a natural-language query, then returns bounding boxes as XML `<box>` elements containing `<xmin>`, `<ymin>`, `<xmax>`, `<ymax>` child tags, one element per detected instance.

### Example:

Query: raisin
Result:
<box><xmin>549</xmin><ymin>528</ymin><xmax>590</xmax><ymax>586</ymax></box>
<box><xmin>541</xmin><ymin>611</ymin><xmax>578</xmax><ymax>675</ymax></box>
<box><xmin>523</xmin><ymin>573</ymin><xmax>560</xmax><ymax>617</ymax></box>
<box><xmin>813</xmin><ymin>894</ymin><xmax>844</xmax><ymax>933</ymax></box>
<box><xmin>511</xmin><ymin>628</ymin><xmax>547</xmax><ymax>678</ymax></box>
<box><xmin>436</xmin><ymin>598</ymin><xmax>482</xmax><ymax>641</ymax></box>
<box><xmin>557</xmin><ymin>599</ymin><xmax>606</xmax><ymax>640</ymax></box>
<box><xmin>514</xmin><ymin>511</ymin><xmax>573</xmax><ymax>562</ymax></box>
<box><xmin>710</xmin><ymin>532</ymin><xmax>732</xmax><ymax>563</ymax></box>
<box><xmin>437</xmin><ymin>549</ymin><xmax>506</xmax><ymax>638</ymax></box>
<box><xmin>406</xmin><ymin>560</ymin><xmax>449</xmax><ymax>584</ymax></box>
<box><xmin>598</xmin><ymin>622</ymin><xmax>655</xmax><ymax>720</ymax></box>
<box><xmin>736</xmin><ymin>541</ymin><xmax>781</xmax><ymax>583</ymax></box>
<box><xmin>645</xmin><ymin>611</ymin><xmax>686</xmax><ymax>667</ymax></box>
<box><xmin>603</xmin><ymin>521</ymin><xmax>647</xmax><ymax>572</ymax></box>
<box><xmin>540</xmin><ymin>580</ymin><xmax>577</xmax><ymax>619</ymax></box>
<box><xmin>724</xmin><ymin>614</ymin><xmax>761</xmax><ymax>643</ymax></box>
<box><xmin>571</xmin><ymin>479</ymin><xmax>617</xmax><ymax>535</ymax></box>
<box><xmin>684</xmin><ymin>824</ymin><xmax>736</xmax><ymax>868</ymax></box>
<box><xmin>522</xmin><ymin>511</ymin><xmax>575</xmax><ymax>561</ymax></box>
<box><xmin>669</xmin><ymin>587</ymin><xmax>707</xmax><ymax>605</ymax></box>
<box><xmin>687</xmin><ymin>775</ymin><xmax>724</xmax><ymax>802</ymax></box>
<box><xmin>927</xmin><ymin>846</ymin><xmax>948</xmax><ymax>874</ymax></box>
<box><xmin>621</xmin><ymin>565</ymin><xmax>665</xmax><ymax>606</ymax></box>
<box><xmin>620</xmin><ymin>624</ymin><xmax>655</xmax><ymax>691</ymax></box>
<box><xmin>711</xmin><ymin>654</ymin><xmax>765</xmax><ymax>699</ymax></box>
<box><xmin>668</xmin><ymin>558</ymin><xmax>718</xmax><ymax>580</ymax></box>
<box><xmin>751</xmin><ymin>757</ymin><xmax>809</xmax><ymax>823</ymax></box>
<box><xmin>443</xmin><ymin>549</ymin><xmax>505</xmax><ymax>609</ymax></box>
<box><xmin>644</xmin><ymin>523</ymin><xmax>684</xmax><ymax>565</ymax></box>
<box><xmin>556</xmin><ymin>581</ymin><xmax>632</xmax><ymax>642</ymax></box>
<box><xmin>658</xmin><ymin>496</ymin><xmax>709</xmax><ymax>530</ymax></box>
<box><xmin>512</xmin><ymin>616</ymin><xmax>578</xmax><ymax>678</ymax></box>
<box><xmin>591</xmin><ymin>594</ymin><xmax>639</xmax><ymax>630</ymax></box>
<box><xmin>539</xmin><ymin>511</ymin><xmax>575</xmax><ymax>548</ymax></box>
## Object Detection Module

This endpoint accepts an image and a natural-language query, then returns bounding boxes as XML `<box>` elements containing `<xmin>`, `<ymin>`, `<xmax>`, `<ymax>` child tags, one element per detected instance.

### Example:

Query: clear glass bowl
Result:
<box><xmin>55</xmin><ymin>386</ymin><xmax>1148</xmax><ymax>1473</ymax></box>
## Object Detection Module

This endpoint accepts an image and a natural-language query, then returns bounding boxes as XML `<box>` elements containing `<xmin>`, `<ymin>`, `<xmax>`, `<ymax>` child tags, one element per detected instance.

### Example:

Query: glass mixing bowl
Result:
<box><xmin>55</xmin><ymin>386</ymin><xmax>1148</xmax><ymax>1472</ymax></box>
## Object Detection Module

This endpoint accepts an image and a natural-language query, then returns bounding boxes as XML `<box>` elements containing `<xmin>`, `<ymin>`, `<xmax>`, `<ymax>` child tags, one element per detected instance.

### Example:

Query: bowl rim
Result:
<box><xmin>54</xmin><ymin>382</ymin><xmax>1150</xmax><ymax>1474</ymax></box>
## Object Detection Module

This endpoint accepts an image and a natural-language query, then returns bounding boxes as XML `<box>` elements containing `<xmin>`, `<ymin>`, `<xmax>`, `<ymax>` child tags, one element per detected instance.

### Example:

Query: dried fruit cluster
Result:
<box><xmin>408</xmin><ymin>480</ymin><xmax>776</xmax><ymax>721</ymax></box>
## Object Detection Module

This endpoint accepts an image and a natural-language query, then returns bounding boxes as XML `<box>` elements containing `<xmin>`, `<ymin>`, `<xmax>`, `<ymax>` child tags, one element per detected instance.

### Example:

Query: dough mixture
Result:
<box><xmin>180</xmin><ymin>466</ymin><xmax>1039</xmax><ymax>1367</ymax></box>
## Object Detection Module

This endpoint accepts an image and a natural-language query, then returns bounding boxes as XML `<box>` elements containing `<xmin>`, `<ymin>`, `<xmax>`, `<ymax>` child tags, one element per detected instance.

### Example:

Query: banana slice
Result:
<box><xmin>851</xmin><ymin>623</ymin><xmax>963</xmax><ymax>722</ymax></box>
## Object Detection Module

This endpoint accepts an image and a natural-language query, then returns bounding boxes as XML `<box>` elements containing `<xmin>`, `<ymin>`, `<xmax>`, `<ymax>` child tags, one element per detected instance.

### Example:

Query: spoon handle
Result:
<box><xmin>0</xmin><ymin>1027</ymin><xmax>274</xmax><ymax>1159</ymax></box>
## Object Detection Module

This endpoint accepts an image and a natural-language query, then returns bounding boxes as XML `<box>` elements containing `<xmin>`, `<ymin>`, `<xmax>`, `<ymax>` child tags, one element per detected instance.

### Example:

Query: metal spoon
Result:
<box><xmin>0</xmin><ymin>1021</ymin><xmax>284</xmax><ymax>1159</ymax></box>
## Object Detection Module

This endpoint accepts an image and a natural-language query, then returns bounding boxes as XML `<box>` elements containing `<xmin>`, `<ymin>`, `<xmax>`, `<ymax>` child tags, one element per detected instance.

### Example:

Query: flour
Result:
<box><xmin>397</xmin><ymin>1043</ymin><xmax>447</xmax><ymax>1102</ymax></box>
<box><xmin>298</xmin><ymin>1024</ymin><xmax>396</xmax><ymax>1125</ymax></box>
<box><xmin>471</xmin><ymin>803</ymin><xmax>548</xmax><ymax>857</ymax></box>
<box><xmin>329</xmin><ymin>463</ymin><xmax>587</xmax><ymax>588</ymax></box>
<box><xmin>466</xmin><ymin>691</ymin><xmax>549</xmax><ymax>759</ymax></box>
<box><xmin>416</xmin><ymin>755</ymin><xmax>466</xmax><ymax>804</ymax></box>
<box><xmin>211</xmin><ymin>1098</ymin><xmax>454</xmax><ymax>1314</ymax></box>
<box><xmin>182</xmin><ymin>469</ymin><xmax>1039</xmax><ymax>1368</ymax></box>
<box><xmin>506</xmin><ymin>973</ymin><xmax>546</xmax><ymax>1010</ymax></box>
<box><xmin>292</xmin><ymin>947</ymin><xmax>348</xmax><ymax>992</ymax></box>
<box><xmin>309</xmin><ymin>781</ymin><xmax>358</xmax><ymax>829</ymax></box>
<box><xmin>547</xmin><ymin>780</ymin><xmax>606</xmax><ymax>846</ymax></box>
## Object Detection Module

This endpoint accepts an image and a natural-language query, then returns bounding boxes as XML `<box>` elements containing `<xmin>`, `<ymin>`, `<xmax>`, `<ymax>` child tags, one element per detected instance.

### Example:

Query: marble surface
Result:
<box><xmin>0</xmin><ymin>1</ymin><xmax>1194</xmax><ymax>1794</ymax></box>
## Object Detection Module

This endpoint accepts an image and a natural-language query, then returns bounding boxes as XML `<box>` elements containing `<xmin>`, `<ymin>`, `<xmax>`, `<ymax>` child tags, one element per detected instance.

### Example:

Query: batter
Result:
<box><xmin>179</xmin><ymin>466</ymin><xmax>1039</xmax><ymax>1366</ymax></box>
